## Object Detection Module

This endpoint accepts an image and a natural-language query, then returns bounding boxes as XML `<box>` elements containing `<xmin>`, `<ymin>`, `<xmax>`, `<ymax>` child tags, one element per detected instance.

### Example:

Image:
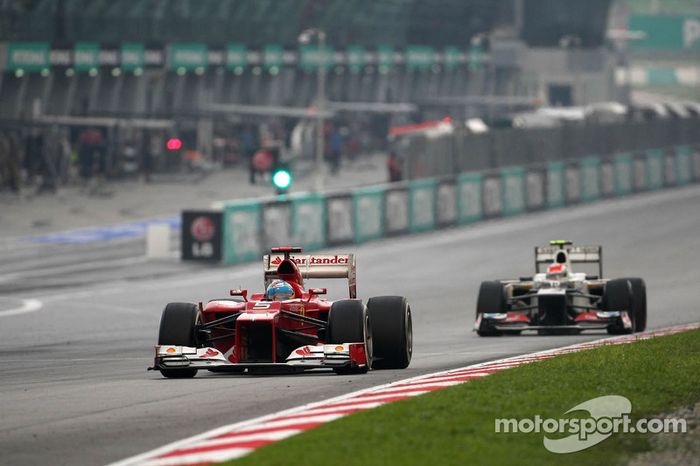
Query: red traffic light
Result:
<box><xmin>166</xmin><ymin>138</ymin><xmax>183</xmax><ymax>151</ymax></box>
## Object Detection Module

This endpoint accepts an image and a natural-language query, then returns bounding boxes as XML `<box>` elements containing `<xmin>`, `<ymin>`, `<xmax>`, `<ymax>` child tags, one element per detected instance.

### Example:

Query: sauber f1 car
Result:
<box><xmin>474</xmin><ymin>240</ymin><xmax>647</xmax><ymax>336</ymax></box>
<box><xmin>151</xmin><ymin>247</ymin><xmax>412</xmax><ymax>377</ymax></box>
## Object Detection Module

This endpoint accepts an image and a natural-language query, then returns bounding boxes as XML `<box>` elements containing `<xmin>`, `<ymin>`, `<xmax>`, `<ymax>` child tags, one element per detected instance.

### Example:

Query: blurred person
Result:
<box><xmin>345</xmin><ymin>123</ymin><xmax>361</xmax><ymax>162</ymax></box>
<box><xmin>328</xmin><ymin>125</ymin><xmax>343</xmax><ymax>175</ymax></box>
<box><xmin>55</xmin><ymin>128</ymin><xmax>72</xmax><ymax>185</ymax></box>
<box><xmin>0</xmin><ymin>132</ymin><xmax>19</xmax><ymax>193</ymax></box>
<box><xmin>23</xmin><ymin>128</ymin><xmax>43</xmax><ymax>187</ymax></box>
<box><xmin>388</xmin><ymin>150</ymin><xmax>403</xmax><ymax>182</ymax></box>
<box><xmin>7</xmin><ymin>132</ymin><xmax>23</xmax><ymax>193</ymax></box>
<box><xmin>36</xmin><ymin>126</ymin><xmax>66</xmax><ymax>193</ymax></box>
<box><xmin>241</xmin><ymin>125</ymin><xmax>258</xmax><ymax>184</ymax></box>
<box><xmin>141</xmin><ymin>133</ymin><xmax>160</xmax><ymax>183</ymax></box>
<box><xmin>77</xmin><ymin>126</ymin><xmax>103</xmax><ymax>189</ymax></box>
<box><xmin>251</xmin><ymin>147</ymin><xmax>273</xmax><ymax>183</ymax></box>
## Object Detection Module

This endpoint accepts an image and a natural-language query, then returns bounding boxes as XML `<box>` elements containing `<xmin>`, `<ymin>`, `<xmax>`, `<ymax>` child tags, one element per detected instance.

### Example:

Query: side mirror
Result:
<box><xmin>230</xmin><ymin>289</ymin><xmax>248</xmax><ymax>301</ymax></box>
<box><xmin>309</xmin><ymin>287</ymin><xmax>327</xmax><ymax>296</ymax></box>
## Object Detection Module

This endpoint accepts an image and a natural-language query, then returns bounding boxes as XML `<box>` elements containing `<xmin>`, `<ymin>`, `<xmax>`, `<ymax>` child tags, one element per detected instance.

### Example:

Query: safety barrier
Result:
<box><xmin>182</xmin><ymin>145</ymin><xmax>700</xmax><ymax>265</ymax></box>
<box><xmin>401</xmin><ymin>119</ymin><xmax>700</xmax><ymax>178</ymax></box>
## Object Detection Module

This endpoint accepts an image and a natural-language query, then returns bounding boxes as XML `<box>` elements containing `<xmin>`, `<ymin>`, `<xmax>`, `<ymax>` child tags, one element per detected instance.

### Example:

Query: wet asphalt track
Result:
<box><xmin>1</xmin><ymin>185</ymin><xmax>699</xmax><ymax>466</ymax></box>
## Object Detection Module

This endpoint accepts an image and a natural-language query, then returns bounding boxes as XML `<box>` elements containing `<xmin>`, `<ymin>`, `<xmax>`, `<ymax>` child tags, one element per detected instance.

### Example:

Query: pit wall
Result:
<box><xmin>203</xmin><ymin>145</ymin><xmax>699</xmax><ymax>265</ymax></box>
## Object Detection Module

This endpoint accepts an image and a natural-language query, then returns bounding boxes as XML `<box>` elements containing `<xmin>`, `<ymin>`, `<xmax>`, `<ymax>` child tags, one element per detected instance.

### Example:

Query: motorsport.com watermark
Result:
<box><xmin>495</xmin><ymin>395</ymin><xmax>687</xmax><ymax>453</ymax></box>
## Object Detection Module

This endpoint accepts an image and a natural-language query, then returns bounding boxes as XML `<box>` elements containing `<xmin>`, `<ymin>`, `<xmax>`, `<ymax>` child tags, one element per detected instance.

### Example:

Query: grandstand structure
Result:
<box><xmin>0</xmin><ymin>0</ymin><xmax>620</xmax><ymax>154</ymax></box>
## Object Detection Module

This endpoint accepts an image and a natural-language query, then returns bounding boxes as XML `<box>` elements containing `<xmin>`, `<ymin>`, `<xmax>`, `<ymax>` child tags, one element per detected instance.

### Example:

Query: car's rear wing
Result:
<box><xmin>535</xmin><ymin>244</ymin><xmax>603</xmax><ymax>277</ymax></box>
<box><xmin>263</xmin><ymin>253</ymin><xmax>357</xmax><ymax>298</ymax></box>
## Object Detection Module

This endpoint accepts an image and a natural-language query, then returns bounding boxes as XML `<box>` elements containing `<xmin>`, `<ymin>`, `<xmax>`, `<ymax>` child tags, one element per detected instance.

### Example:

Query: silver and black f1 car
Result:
<box><xmin>474</xmin><ymin>240</ymin><xmax>647</xmax><ymax>336</ymax></box>
<box><xmin>151</xmin><ymin>247</ymin><xmax>413</xmax><ymax>377</ymax></box>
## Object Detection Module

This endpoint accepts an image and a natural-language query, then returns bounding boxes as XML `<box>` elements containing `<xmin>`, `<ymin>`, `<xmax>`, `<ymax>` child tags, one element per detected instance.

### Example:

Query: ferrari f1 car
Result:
<box><xmin>474</xmin><ymin>240</ymin><xmax>647</xmax><ymax>336</ymax></box>
<box><xmin>151</xmin><ymin>247</ymin><xmax>412</xmax><ymax>377</ymax></box>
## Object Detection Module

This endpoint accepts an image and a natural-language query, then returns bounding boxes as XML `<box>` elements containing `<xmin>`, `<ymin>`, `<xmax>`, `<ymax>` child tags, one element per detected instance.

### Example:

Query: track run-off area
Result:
<box><xmin>1</xmin><ymin>184</ymin><xmax>699</xmax><ymax>465</ymax></box>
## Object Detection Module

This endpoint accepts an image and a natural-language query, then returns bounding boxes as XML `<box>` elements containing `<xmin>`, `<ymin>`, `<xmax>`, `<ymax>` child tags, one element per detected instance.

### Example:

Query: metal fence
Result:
<box><xmin>400</xmin><ymin>118</ymin><xmax>700</xmax><ymax>179</ymax></box>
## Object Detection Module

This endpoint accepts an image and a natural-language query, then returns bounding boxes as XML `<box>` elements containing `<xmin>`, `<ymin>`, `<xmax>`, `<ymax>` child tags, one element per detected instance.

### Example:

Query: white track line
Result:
<box><xmin>0</xmin><ymin>298</ymin><xmax>42</xmax><ymax>318</ymax></box>
<box><xmin>109</xmin><ymin>322</ymin><xmax>700</xmax><ymax>466</ymax></box>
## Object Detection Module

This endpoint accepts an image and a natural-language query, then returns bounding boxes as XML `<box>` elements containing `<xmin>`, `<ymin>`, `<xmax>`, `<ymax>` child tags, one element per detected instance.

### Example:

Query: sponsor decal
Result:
<box><xmin>166</xmin><ymin>347</ymin><xmax>176</xmax><ymax>354</ymax></box>
<box><xmin>225</xmin><ymin>346</ymin><xmax>236</xmax><ymax>363</ymax></box>
<box><xmin>286</xmin><ymin>304</ymin><xmax>305</xmax><ymax>315</ymax></box>
<box><xmin>201</xmin><ymin>348</ymin><xmax>220</xmax><ymax>358</ymax></box>
<box><xmin>548</xmin><ymin>264</ymin><xmax>564</xmax><ymax>273</ymax></box>
<box><xmin>335</xmin><ymin>345</ymin><xmax>345</xmax><ymax>352</ymax></box>
<box><xmin>190</xmin><ymin>216</ymin><xmax>216</xmax><ymax>242</ymax></box>
<box><xmin>295</xmin><ymin>346</ymin><xmax>313</xmax><ymax>356</ymax></box>
<box><xmin>182</xmin><ymin>211</ymin><xmax>222</xmax><ymax>261</ymax></box>
<box><xmin>495</xmin><ymin>395</ymin><xmax>687</xmax><ymax>454</ymax></box>
<box><xmin>271</xmin><ymin>255</ymin><xmax>349</xmax><ymax>266</ymax></box>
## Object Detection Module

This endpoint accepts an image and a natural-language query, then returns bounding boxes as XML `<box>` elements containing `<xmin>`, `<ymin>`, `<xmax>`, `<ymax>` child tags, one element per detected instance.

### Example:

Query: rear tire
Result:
<box><xmin>604</xmin><ymin>279</ymin><xmax>634</xmax><ymax>335</ymax></box>
<box><xmin>158</xmin><ymin>302</ymin><xmax>201</xmax><ymax>378</ymax></box>
<box><xmin>366</xmin><ymin>296</ymin><xmax>412</xmax><ymax>369</ymax></box>
<box><xmin>327</xmin><ymin>300</ymin><xmax>371</xmax><ymax>374</ymax></box>
<box><xmin>623</xmin><ymin>278</ymin><xmax>647</xmax><ymax>332</ymax></box>
<box><xmin>475</xmin><ymin>281</ymin><xmax>506</xmax><ymax>337</ymax></box>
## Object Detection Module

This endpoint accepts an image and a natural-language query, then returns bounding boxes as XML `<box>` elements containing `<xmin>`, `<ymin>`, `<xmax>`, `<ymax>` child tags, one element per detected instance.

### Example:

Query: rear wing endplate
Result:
<box><xmin>263</xmin><ymin>253</ymin><xmax>357</xmax><ymax>298</ymax></box>
<box><xmin>535</xmin><ymin>245</ymin><xmax>603</xmax><ymax>277</ymax></box>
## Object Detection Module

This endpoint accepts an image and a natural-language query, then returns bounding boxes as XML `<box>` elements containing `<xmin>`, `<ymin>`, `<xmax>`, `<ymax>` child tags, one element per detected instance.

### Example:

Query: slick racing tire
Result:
<box><xmin>366</xmin><ymin>296</ymin><xmax>412</xmax><ymax>370</ymax></box>
<box><xmin>623</xmin><ymin>277</ymin><xmax>647</xmax><ymax>333</ymax></box>
<box><xmin>475</xmin><ymin>281</ymin><xmax>506</xmax><ymax>337</ymax></box>
<box><xmin>158</xmin><ymin>302</ymin><xmax>202</xmax><ymax>378</ymax></box>
<box><xmin>604</xmin><ymin>279</ymin><xmax>634</xmax><ymax>335</ymax></box>
<box><xmin>327</xmin><ymin>300</ymin><xmax>371</xmax><ymax>374</ymax></box>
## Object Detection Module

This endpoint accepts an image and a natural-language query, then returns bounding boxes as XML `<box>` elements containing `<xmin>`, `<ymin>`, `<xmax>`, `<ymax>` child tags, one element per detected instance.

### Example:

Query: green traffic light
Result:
<box><xmin>272</xmin><ymin>169</ymin><xmax>292</xmax><ymax>190</ymax></box>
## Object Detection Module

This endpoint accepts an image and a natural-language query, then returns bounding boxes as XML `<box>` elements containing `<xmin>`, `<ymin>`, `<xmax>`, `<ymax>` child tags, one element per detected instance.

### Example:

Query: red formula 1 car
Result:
<box><xmin>151</xmin><ymin>247</ymin><xmax>413</xmax><ymax>377</ymax></box>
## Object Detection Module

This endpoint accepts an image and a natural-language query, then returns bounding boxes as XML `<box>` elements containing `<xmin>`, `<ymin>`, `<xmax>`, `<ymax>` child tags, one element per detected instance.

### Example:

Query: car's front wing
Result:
<box><xmin>150</xmin><ymin>342</ymin><xmax>368</xmax><ymax>372</ymax></box>
<box><xmin>475</xmin><ymin>310</ymin><xmax>633</xmax><ymax>332</ymax></box>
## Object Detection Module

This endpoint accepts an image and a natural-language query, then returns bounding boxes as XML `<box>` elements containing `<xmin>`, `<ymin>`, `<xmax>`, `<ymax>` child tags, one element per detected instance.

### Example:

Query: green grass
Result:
<box><xmin>230</xmin><ymin>329</ymin><xmax>700</xmax><ymax>466</ymax></box>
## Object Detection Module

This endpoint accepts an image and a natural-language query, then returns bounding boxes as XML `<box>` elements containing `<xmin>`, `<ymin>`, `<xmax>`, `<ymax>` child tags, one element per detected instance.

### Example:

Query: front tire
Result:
<box><xmin>366</xmin><ymin>296</ymin><xmax>412</xmax><ymax>369</ymax></box>
<box><xmin>475</xmin><ymin>281</ymin><xmax>506</xmax><ymax>337</ymax></box>
<box><xmin>327</xmin><ymin>300</ymin><xmax>371</xmax><ymax>374</ymax></box>
<box><xmin>158</xmin><ymin>302</ymin><xmax>201</xmax><ymax>378</ymax></box>
<box><xmin>604</xmin><ymin>279</ymin><xmax>634</xmax><ymax>335</ymax></box>
<box><xmin>623</xmin><ymin>277</ymin><xmax>647</xmax><ymax>332</ymax></box>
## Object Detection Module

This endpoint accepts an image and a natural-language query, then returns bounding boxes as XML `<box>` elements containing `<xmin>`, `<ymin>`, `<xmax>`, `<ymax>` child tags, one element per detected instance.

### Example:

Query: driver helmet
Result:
<box><xmin>266</xmin><ymin>279</ymin><xmax>295</xmax><ymax>301</ymax></box>
<box><xmin>546</xmin><ymin>263</ymin><xmax>568</xmax><ymax>280</ymax></box>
